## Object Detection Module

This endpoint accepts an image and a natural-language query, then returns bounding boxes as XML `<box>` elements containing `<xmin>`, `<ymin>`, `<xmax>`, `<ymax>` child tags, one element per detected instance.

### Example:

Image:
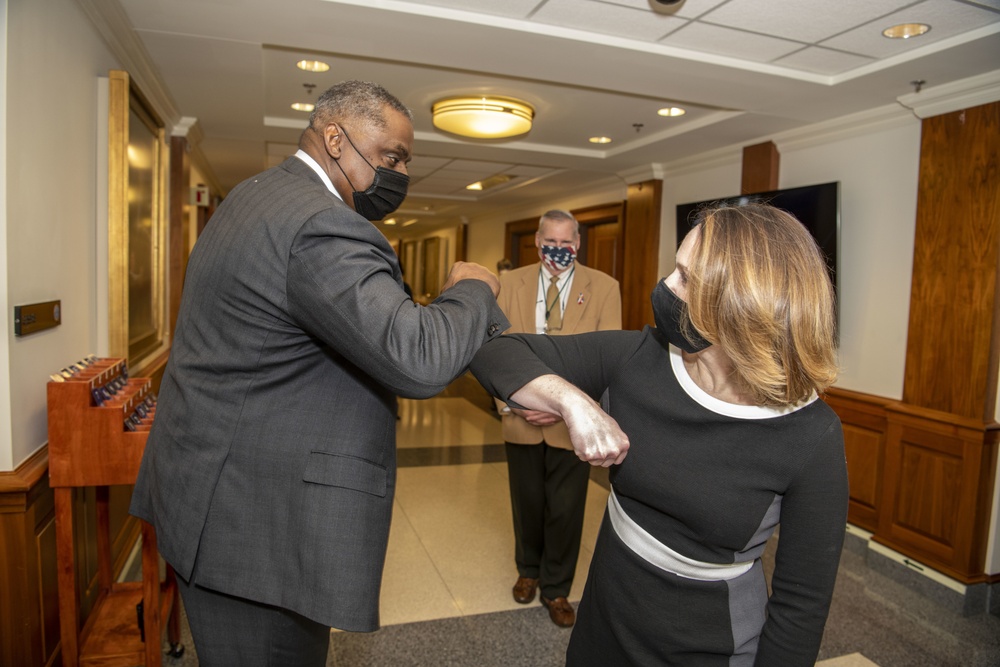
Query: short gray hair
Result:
<box><xmin>309</xmin><ymin>81</ymin><xmax>412</xmax><ymax>132</ymax></box>
<box><xmin>538</xmin><ymin>209</ymin><xmax>579</xmax><ymax>237</ymax></box>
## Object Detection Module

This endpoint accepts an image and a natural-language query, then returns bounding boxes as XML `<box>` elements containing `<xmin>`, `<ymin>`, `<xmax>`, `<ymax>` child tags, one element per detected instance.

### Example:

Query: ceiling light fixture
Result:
<box><xmin>291</xmin><ymin>102</ymin><xmax>315</xmax><ymax>112</ymax></box>
<box><xmin>401</xmin><ymin>219</ymin><xmax>419</xmax><ymax>227</ymax></box>
<box><xmin>589</xmin><ymin>136</ymin><xmax>612</xmax><ymax>144</ymax></box>
<box><xmin>296</xmin><ymin>59</ymin><xmax>330</xmax><ymax>72</ymax></box>
<box><xmin>882</xmin><ymin>23</ymin><xmax>931</xmax><ymax>39</ymax></box>
<box><xmin>466</xmin><ymin>174</ymin><xmax>515</xmax><ymax>191</ymax></box>
<box><xmin>657</xmin><ymin>106</ymin><xmax>686</xmax><ymax>117</ymax></box>
<box><xmin>432</xmin><ymin>96</ymin><xmax>534</xmax><ymax>139</ymax></box>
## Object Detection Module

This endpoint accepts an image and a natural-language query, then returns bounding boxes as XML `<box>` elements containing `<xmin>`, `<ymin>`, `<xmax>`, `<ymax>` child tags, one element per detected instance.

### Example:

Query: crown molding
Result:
<box><xmin>74</xmin><ymin>0</ymin><xmax>180</xmax><ymax>126</ymax></box>
<box><xmin>173</xmin><ymin>117</ymin><xmax>203</xmax><ymax>146</ymax></box>
<box><xmin>618</xmin><ymin>164</ymin><xmax>666</xmax><ymax>184</ymax></box>
<box><xmin>897</xmin><ymin>69</ymin><xmax>1000</xmax><ymax>119</ymax></box>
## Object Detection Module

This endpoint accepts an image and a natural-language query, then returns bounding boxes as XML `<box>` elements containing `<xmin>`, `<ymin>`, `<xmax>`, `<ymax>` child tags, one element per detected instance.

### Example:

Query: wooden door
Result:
<box><xmin>583</xmin><ymin>221</ymin><xmax>621</xmax><ymax>280</ymax></box>
<box><xmin>505</xmin><ymin>205</ymin><xmax>625</xmax><ymax>278</ymax></box>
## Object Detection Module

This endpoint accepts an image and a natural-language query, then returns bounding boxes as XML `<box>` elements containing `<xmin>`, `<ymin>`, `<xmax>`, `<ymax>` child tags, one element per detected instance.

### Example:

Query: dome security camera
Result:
<box><xmin>649</xmin><ymin>0</ymin><xmax>685</xmax><ymax>11</ymax></box>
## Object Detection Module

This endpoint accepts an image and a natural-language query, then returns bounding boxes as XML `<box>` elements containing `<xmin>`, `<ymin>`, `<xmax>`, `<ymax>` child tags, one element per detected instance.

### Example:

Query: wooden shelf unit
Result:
<box><xmin>48</xmin><ymin>358</ymin><xmax>180</xmax><ymax>667</ymax></box>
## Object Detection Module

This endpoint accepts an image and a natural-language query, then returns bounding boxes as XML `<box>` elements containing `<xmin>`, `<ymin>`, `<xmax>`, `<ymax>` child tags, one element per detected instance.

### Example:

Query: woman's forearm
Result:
<box><xmin>510</xmin><ymin>374</ymin><xmax>629</xmax><ymax>467</ymax></box>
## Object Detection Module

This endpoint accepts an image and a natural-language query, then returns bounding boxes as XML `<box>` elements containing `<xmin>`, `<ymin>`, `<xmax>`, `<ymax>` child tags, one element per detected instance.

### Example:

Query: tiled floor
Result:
<box><xmin>150</xmin><ymin>384</ymin><xmax>1000</xmax><ymax>666</ymax></box>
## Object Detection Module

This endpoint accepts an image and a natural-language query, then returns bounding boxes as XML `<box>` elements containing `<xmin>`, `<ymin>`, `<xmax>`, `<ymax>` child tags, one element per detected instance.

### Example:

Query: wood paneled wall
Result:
<box><xmin>903</xmin><ymin>103</ymin><xmax>1000</xmax><ymax>421</ymax></box>
<box><xmin>0</xmin><ymin>450</ymin><xmax>57</xmax><ymax>667</ymax></box>
<box><xmin>741</xmin><ymin>141</ymin><xmax>779</xmax><ymax>195</ymax></box>
<box><xmin>0</xmin><ymin>451</ymin><xmax>137</xmax><ymax>666</ymax></box>
<box><xmin>622</xmin><ymin>179</ymin><xmax>662</xmax><ymax>330</ymax></box>
<box><xmin>827</xmin><ymin>102</ymin><xmax>1000</xmax><ymax>584</ymax></box>
<box><xmin>823</xmin><ymin>388</ymin><xmax>891</xmax><ymax>533</ymax></box>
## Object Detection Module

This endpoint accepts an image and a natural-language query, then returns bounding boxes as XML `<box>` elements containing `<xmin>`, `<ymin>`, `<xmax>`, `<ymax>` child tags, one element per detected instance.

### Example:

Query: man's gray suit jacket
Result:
<box><xmin>130</xmin><ymin>156</ymin><xmax>508</xmax><ymax>631</ymax></box>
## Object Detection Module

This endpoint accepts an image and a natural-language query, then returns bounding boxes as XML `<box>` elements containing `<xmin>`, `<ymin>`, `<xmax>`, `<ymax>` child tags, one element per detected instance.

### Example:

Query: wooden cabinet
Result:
<box><xmin>47</xmin><ymin>358</ymin><xmax>181</xmax><ymax>667</ymax></box>
<box><xmin>824</xmin><ymin>388</ymin><xmax>999</xmax><ymax>584</ymax></box>
<box><xmin>878</xmin><ymin>404</ymin><xmax>998</xmax><ymax>583</ymax></box>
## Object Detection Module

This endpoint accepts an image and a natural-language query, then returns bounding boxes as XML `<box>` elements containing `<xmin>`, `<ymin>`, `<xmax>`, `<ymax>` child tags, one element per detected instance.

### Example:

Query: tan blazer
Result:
<box><xmin>495</xmin><ymin>261</ymin><xmax>621</xmax><ymax>449</ymax></box>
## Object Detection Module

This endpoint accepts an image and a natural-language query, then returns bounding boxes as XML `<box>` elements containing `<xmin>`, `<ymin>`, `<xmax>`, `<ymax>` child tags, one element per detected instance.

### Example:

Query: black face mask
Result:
<box><xmin>651</xmin><ymin>280</ymin><xmax>712</xmax><ymax>353</ymax></box>
<box><xmin>333</xmin><ymin>128</ymin><xmax>409</xmax><ymax>221</ymax></box>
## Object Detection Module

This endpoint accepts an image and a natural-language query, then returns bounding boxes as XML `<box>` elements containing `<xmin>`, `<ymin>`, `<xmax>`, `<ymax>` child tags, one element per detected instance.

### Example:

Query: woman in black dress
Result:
<box><xmin>471</xmin><ymin>203</ymin><xmax>846</xmax><ymax>666</ymax></box>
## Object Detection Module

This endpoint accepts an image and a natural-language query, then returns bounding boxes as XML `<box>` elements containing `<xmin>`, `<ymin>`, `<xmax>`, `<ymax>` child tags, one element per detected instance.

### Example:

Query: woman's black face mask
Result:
<box><xmin>650</xmin><ymin>280</ymin><xmax>712</xmax><ymax>353</ymax></box>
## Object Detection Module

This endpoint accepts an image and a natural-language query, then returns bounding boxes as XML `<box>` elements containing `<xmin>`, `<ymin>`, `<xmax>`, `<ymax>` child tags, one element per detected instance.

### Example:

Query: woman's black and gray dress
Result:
<box><xmin>470</xmin><ymin>328</ymin><xmax>848</xmax><ymax>666</ymax></box>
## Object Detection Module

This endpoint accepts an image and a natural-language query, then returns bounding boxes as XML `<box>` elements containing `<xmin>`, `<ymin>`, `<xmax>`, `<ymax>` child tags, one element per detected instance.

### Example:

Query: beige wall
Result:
<box><xmin>4</xmin><ymin>0</ymin><xmax>120</xmax><ymax>468</ymax></box>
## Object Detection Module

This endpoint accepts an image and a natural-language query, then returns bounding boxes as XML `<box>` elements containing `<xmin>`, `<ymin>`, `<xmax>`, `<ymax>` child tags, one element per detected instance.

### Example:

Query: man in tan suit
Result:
<box><xmin>495</xmin><ymin>209</ymin><xmax>622</xmax><ymax>627</ymax></box>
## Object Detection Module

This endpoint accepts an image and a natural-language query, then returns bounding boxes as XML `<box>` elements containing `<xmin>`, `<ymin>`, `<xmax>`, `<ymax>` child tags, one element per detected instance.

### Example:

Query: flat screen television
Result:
<box><xmin>675</xmin><ymin>181</ymin><xmax>840</xmax><ymax>292</ymax></box>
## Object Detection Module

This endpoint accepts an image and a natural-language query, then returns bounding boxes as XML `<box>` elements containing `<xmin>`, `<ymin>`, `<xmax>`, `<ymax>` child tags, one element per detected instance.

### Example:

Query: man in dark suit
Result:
<box><xmin>495</xmin><ymin>210</ymin><xmax>621</xmax><ymax>627</ymax></box>
<box><xmin>130</xmin><ymin>81</ymin><xmax>509</xmax><ymax>666</ymax></box>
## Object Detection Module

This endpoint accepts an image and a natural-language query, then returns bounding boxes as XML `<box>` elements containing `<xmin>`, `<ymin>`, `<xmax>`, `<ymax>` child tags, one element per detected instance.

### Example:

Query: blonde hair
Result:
<box><xmin>685</xmin><ymin>203</ymin><xmax>838</xmax><ymax>405</ymax></box>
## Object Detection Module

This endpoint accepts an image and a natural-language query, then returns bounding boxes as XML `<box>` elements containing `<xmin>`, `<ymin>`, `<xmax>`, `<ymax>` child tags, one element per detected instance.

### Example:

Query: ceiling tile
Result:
<box><xmin>962</xmin><ymin>0</ymin><xmax>1000</xmax><ymax>9</ymax></box>
<box><xmin>399</xmin><ymin>0</ymin><xmax>544</xmax><ymax>19</ymax></box>
<box><xmin>661</xmin><ymin>21</ymin><xmax>806</xmax><ymax>62</ymax></box>
<box><xmin>821</xmin><ymin>0</ymin><xmax>1000</xmax><ymax>57</ymax></box>
<box><xmin>701</xmin><ymin>0</ymin><xmax>915</xmax><ymax>43</ymax></box>
<box><xmin>532</xmin><ymin>0</ymin><xmax>687</xmax><ymax>41</ymax></box>
<box><xmin>442</xmin><ymin>160</ymin><xmax>516</xmax><ymax>173</ymax></box>
<box><xmin>508</xmin><ymin>165</ymin><xmax>559</xmax><ymax>178</ymax></box>
<box><xmin>773</xmin><ymin>47</ymin><xmax>876</xmax><ymax>75</ymax></box>
<box><xmin>593</xmin><ymin>0</ymin><xmax>729</xmax><ymax>18</ymax></box>
<box><xmin>407</xmin><ymin>156</ymin><xmax>453</xmax><ymax>172</ymax></box>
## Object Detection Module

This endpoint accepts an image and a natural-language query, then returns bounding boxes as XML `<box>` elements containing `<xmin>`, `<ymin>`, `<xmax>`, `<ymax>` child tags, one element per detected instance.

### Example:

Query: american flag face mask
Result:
<box><xmin>541</xmin><ymin>245</ymin><xmax>576</xmax><ymax>271</ymax></box>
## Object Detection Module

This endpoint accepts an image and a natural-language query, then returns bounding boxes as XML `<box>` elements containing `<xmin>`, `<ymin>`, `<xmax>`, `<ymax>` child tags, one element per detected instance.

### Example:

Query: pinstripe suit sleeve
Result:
<box><xmin>286</xmin><ymin>207</ymin><xmax>508</xmax><ymax>398</ymax></box>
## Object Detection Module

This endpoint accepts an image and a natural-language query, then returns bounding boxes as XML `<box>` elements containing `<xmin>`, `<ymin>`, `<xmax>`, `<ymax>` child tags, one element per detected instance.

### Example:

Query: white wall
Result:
<box><xmin>3</xmin><ymin>0</ymin><xmax>120</xmax><ymax>469</ymax></box>
<box><xmin>0</xmin><ymin>0</ymin><xmax>11</xmax><ymax>470</ymax></box>
<box><xmin>781</xmin><ymin>123</ymin><xmax>921</xmax><ymax>398</ymax></box>
<box><xmin>658</xmin><ymin>119</ymin><xmax>922</xmax><ymax>399</ymax></box>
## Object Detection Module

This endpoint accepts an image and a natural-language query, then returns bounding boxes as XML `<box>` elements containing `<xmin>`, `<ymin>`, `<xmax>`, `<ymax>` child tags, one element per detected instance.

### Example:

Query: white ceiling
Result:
<box><xmin>111</xmin><ymin>0</ymin><xmax>1000</xmax><ymax>235</ymax></box>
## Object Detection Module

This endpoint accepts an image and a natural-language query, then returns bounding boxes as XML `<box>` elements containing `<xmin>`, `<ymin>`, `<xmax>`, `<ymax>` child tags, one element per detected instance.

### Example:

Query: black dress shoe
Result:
<box><xmin>512</xmin><ymin>576</ymin><xmax>538</xmax><ymax>604</ymax></box>
<box><xmin>541</xmin><ymin>595</ymin><xmax>575</xmax><ymax>628</ymax></box>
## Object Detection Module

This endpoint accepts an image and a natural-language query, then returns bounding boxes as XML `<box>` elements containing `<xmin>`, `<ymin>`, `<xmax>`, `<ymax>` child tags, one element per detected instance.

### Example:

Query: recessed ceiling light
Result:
<box><xmin>291</xmin><ymin>102</ymin><xmax>315</xmax><ymax>112</ymax></box>
<box><xmin>401</xmin><ymin>219</ymin><xmax>419</xmax><ymax>227</ymax></box>
<box><xmin>466</xmin><ymin>174</ymin><xmax>515</xmax><ymax>191</ymax></box>
<box><xmin>882</xmin><ymin>23</ymin><xmax>931</xmax><ymax>39</ymax></box>
<box><xmin>657</xmin><ymin>107</ymin><xmax>686</xmax><ymax>117</ymax></box>
<box><xmin>383</xmin><ymin>218</ymin><xmax>397</xmax><ymax>225</ymax></box>
<box><xmin>589</xmin><ymin>136</ymin><xmax>612</xmax><ymax>144</ymax></box>
<box><xmin>297</xmin><ymin>59</ymin><xmax>330</xmax><ymax>72</ymax></box>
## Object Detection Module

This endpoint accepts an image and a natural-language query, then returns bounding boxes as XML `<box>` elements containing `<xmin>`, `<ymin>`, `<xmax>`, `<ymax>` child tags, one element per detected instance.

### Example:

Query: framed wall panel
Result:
<box><xmin>107</xmin><ymin>70</ymin><xmax>168</xmax><ymax>367</ymax></box>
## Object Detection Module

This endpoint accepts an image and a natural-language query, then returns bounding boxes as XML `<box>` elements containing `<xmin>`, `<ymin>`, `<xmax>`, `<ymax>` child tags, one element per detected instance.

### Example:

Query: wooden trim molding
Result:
<box><xmin>0</xmin><ymin>446</ymin><xmax>49</xmax><ymax>496</ymax></box>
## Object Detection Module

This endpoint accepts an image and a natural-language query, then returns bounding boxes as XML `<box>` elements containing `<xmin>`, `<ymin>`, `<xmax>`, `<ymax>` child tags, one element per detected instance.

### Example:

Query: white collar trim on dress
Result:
<box><xmin>668</xmin><ymin>344</ymin><xmax>817</xmax><ymax>419</ymax></box>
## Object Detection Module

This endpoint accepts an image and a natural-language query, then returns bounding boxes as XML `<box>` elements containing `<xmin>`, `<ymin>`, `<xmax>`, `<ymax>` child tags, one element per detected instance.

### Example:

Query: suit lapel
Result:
<box><xmin>560</xmin><ymin>264</ymin><xmax>592</xmax><ymax>334</ymax></box>
<box><xmin>516</xmin><ymin>267</ymin><xmax>539</xmax><ymax>332</ymax></box>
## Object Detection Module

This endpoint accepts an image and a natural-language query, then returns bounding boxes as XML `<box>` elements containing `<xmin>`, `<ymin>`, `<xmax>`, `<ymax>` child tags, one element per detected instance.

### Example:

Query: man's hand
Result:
<box><xmin>511</xmin><ymin>407</ymin><xmax>563</xmax><ymax>426</ymax></box>
<box><xmin>441</xmin><ymin>261</ymin><xmax>501</xmax><ymax>297</ymax></box>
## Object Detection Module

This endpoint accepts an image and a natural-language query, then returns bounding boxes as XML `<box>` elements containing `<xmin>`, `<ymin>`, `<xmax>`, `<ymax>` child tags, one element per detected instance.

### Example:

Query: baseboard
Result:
<box><xmin>844</xmin><ymin>524</ymin><xmax>998</xmax><ymax>618</ymax></box>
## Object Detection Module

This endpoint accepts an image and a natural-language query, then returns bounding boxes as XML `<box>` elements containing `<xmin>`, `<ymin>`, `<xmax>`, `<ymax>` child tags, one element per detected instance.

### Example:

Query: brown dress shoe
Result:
<box><xmin>540</xmin><ymin>595</ymin><xmax>575</xmax><ymax>628</ymax></box>
<box><xmin>513</xmin><ymin>576</ymin><xmax>539</xmax><ymax>604</ymax></box>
